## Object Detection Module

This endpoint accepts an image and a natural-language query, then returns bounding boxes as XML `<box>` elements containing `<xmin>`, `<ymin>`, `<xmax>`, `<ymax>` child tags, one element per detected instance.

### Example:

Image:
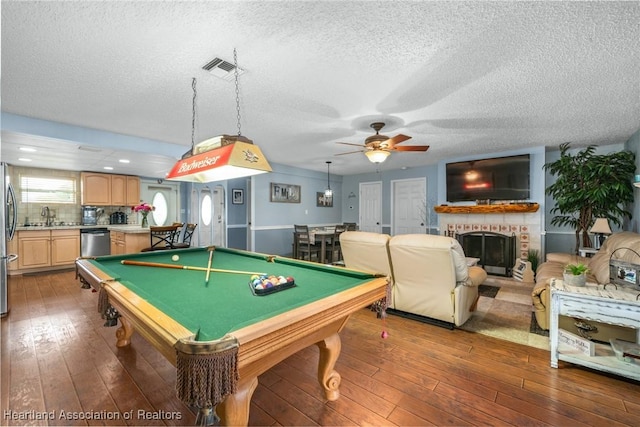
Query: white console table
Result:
<box><xmin>549</xmin><ymin>278</ymin><xmax>640</xmax><ymax>381</ymax></box>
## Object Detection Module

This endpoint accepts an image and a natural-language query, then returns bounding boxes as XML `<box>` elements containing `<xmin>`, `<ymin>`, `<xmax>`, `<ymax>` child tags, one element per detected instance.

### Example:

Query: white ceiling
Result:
<box><xmin>2</xmin><ymin>1</ymin><xmax>639</xmax><ymax>178</ymax></box>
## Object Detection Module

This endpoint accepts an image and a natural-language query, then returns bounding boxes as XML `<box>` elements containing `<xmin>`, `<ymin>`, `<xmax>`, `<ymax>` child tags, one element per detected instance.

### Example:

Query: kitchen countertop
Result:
<box><xmin>16</xmin><ymin>224</ymin><xmax>150</xmax><ymax>233</ymax></box>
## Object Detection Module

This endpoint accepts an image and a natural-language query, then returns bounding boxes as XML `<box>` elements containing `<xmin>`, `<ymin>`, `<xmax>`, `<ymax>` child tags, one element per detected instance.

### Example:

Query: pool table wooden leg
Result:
<box><xmin>115</xmin><ymin>316</ymin><xmax>133</xmax><ymax>347</ymax></box>
<box><xmin>217</xmin><ymin>375</ymin><xmax>258</xmax><ymax>426</ymax></box>
<box><xmin>316</xmin><ymin>332</ymin><xmax>342</xmax><ymax>401</ymax></box>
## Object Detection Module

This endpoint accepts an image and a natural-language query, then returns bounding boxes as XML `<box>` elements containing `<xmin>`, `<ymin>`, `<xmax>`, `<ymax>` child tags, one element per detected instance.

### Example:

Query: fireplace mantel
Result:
<box><xmin>434</xmin><ymin>203</ymin><xmax>539</xmax><ymax>214</ymax></box>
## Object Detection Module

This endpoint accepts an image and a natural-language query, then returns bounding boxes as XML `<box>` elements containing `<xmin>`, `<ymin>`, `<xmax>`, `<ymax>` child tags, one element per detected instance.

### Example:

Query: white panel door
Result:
<box><xmin>359</xmin><ymin>181</ymin><xmax>382</xmax><ymax>233</ymax></box>
<box><xmin>392</xmin><ymin>178</ymin><xmax>427</xmax><ymax>235</ymax></box>
<box><xmin>141</xmin><ymin>182</ymin><xmax>179</xmax><ymax>226</ymax></box>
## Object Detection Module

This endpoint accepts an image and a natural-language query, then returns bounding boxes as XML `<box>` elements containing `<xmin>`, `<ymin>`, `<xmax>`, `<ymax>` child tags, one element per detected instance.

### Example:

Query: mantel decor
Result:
<box><xmin>270</xmin><ymin>183</ymin><xmax>301</xmax><ymax>203</ymax></box>
<box><xmin>434</xmin><ymin>203</ymin><xmax>539</xmax><ymax>214</ymax></box>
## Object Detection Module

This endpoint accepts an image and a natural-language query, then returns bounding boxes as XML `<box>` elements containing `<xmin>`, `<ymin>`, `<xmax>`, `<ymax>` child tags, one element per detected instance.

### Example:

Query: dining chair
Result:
<box><xmin>326</xmin><ymin>224</ymin><xmax>346</xmax><ymax>264</ymax></box>
<box><xmin>343</xmin><ymin>222</ymin><xmax>357</xmax><ymax>231</ymax></box>
<box><xmin>293</xmin><ymin>224</ymin><xmax>321</xmax><ymax>261</ymax></box>
<box><xmin>141</xmin><ymin>225</ymin><xmax>180</xmax><ymax>252</ymax></box>
<box><xmin>171</xmin><ymin>222</ymin><xmax>185</xmax><ymax>245</ymax></box>
<box><xmin>173</xmin><ymin>223</ymin><xmax>197</xmax><ymax>248</ymax></box>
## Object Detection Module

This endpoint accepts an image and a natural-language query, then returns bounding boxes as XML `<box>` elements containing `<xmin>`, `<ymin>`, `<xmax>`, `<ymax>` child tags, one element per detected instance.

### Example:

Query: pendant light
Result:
<box><xmin>167</xmin><ymin>48</ymin><xmax>272</xmax><ymax>183</ymax></box>
<box><xmin>324</xmin><ymin>161</ymin><xmax>333</xmax><ymax>197</ymax></box>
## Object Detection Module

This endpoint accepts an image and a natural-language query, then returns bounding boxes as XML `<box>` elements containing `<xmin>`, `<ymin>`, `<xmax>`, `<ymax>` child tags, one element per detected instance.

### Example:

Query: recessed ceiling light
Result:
<box><xmin>19</xmin><ymin>147</ymin><xmax>37</xmax><ymax>152</ymax></box>
<box><xmin>103</xmin><ymin>166</ymin><xmax>114</xmax><ymax>170</ymax></box>
<box><xmin>18</xmin><ymin>158</ymin><xmax>32</xmax><ymax>162</ymax></box>
<box><xmin>119</xmin><ymin>159</ymin><xmax>130</xmax><ymax>163</ymax></box>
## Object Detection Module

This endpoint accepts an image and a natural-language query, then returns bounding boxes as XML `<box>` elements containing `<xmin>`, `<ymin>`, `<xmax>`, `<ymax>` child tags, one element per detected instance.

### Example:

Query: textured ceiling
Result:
<box><xmin>2</xmin><ymin>1</ymin><xmax>639</xmax><ymax>177</ymax></box>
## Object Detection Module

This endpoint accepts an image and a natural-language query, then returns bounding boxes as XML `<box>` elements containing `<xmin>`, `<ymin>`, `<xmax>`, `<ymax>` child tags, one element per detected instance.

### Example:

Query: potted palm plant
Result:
<box><xmin>544</xmin><ymin>143</ymin><xmax>635</xmax><ymax>252</ymax></box>
<box><xmin>563</xmin><ymin>263</ymin><xmax>589</xmax><ymax>287</ymax></box>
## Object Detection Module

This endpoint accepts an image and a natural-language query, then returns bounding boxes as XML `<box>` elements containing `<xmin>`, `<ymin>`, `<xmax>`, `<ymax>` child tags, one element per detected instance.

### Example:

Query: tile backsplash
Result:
<box><xmin>10</xmin><ymin>166</ymin><xmax>135</xmax><ymax>226</ymax></box>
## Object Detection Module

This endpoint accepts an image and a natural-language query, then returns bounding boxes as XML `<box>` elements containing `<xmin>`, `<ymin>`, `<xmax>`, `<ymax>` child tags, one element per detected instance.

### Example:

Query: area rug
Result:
<box><xmin>460</xmin><ymin>276</ymin><xmax>550</xmax><ymax>350</ymax></box>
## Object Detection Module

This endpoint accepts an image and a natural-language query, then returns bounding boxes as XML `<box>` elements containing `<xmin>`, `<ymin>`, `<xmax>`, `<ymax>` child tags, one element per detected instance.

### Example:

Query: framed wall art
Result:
<box><xmin>316</xmin><ymin>192</ymin><xmax>333</xmax><ymax>207</ymax></box>
<box><xmin>270</xmin><ymin>183</ymin><xmax>301</xmax><ymax>203</ymax></box>
<box><xmin>232</xmin><ymin>189</ymin><xmax>244</xmax><ymax>205</ymax></box>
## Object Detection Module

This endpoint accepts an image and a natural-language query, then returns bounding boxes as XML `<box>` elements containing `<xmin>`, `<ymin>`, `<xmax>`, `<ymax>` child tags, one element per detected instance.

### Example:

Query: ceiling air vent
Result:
<box><xmin>78</xmin><ymin>145</ymin><xmax>102</xmax><ymax>152</ymax></box>
<box><xmin>202</xmin><ymin>57</ymin><xmax>245</xmax><ymax>81</ymax></box>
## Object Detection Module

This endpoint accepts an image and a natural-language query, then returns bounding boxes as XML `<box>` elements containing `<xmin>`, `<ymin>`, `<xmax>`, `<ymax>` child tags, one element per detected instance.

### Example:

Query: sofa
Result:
<box><xmin>340</xmin><ymin>231</ymin><xmax>487</xmax><ymax>327</ymax></box>
<box><xmin>532</xmin><ymin>231</ymin><xmax>640</xmax><ymax>339</ymax></box>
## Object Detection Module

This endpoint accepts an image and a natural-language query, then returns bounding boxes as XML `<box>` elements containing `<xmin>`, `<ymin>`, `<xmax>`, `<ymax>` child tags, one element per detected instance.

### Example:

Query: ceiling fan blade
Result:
<box><xmin>335</xmin><ymin>149</ymin><xmax>365</xmax><ymax>156</ymax></box>
<box><xmin>385</xmin><ymin>134</ymin><xmax>412</xmax><ymax>148</ymax></box>
<box><xmin>336</xmin><ymin>141</ymin><xmax>366</xmax><ymax>148</ymax></box>
<box><xmin>392</xmin><ymin>145</ymin><xmax>430</xmax><ymax>152</ymax></box>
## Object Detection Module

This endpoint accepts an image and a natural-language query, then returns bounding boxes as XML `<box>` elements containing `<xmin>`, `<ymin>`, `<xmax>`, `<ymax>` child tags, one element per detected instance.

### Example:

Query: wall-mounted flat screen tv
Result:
<box><xmin>446</xmin><ymin>154</ymin><xmax>530</xmax><ymax>202</ymax></box>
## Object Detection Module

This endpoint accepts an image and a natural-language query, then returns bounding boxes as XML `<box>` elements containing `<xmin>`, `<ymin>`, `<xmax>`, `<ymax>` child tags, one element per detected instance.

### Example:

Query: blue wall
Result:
<box><xmin>251</xmin><ymin>163</ymin><xmax>343</xmax><ymax>255</ymax></box>
<box><xmin>4</xmin><ymin>112</ymin><xmax>639</xmax><ymax>258</ymax></box>
<box><xmin>625</xmin><ymin>128</ymin><xmax>640</xmax><ymax>232</ymax></box>
<box><xmin>342</xmin><ymin>146</ymin><xmax>545</xmax><ymax>235</ymax></box>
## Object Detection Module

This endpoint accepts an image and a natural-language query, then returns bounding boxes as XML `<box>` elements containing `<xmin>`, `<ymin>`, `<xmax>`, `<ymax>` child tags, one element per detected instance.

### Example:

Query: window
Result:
<box><xmin>201</xmin><ymin>193</ymin><xmax>212</xmax><ymax>226</ymax></box>
<box><xmin>152</xmin><ymin>192</ymin><xmax>168</xmax><ymax>225</ymax></box>
<box><xmin>20</xmin><ymin>176</ymin><xmax>77</xmax><ymax>204</ymax></box>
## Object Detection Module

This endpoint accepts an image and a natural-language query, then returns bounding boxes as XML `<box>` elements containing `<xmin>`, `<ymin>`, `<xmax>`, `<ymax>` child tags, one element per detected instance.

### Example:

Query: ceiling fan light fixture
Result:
<box><xmin>365</xmin><ymin>149</ymin><xmax>390</xmax><ymax>163</ymax></box>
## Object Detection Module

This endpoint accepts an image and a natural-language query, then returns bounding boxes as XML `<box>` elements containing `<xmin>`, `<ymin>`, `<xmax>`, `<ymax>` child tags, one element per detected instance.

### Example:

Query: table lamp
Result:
<box><xmin>590</xmin><ymin>218</ymin><xmax>612</xmax><ymax>249</ymax></box>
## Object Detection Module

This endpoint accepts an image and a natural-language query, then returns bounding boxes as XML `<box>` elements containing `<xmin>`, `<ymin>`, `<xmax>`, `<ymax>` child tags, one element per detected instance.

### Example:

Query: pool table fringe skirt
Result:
<box><xmin>175</xmin><ymin>343</ymin><xmax>239</xmax><ymax>409</ymax></box>
<box><xmin>97</xmin><ymin>286</ymin><xmax>240</xmax><ymax>410</ymax></box>
<box><xmin>98</xmin><ymin>286</ymin><xmax>109</xmax><ymax>316</ymax></box>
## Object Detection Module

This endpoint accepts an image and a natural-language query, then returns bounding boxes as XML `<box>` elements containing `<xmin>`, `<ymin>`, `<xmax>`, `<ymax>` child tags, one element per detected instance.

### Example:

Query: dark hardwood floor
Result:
<box><xmin>2</xmin><ymin>269</ymin><xmax>639</xmax><ymax>426</ymax></box>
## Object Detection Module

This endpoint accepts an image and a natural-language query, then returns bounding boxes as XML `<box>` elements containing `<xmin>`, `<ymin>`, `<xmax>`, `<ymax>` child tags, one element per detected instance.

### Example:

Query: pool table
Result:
<box><xmin>76</xmin><ymin>246</ymin><xmax>388</xmax><ymax>426</ymax></box>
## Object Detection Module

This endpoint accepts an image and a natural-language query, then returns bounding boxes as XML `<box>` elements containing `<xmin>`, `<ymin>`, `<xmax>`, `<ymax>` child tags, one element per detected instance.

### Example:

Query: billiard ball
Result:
<box><xmin>172</xmin><ymin>255</ymin><xmax>179</xmax><ymax>261</ymax></box>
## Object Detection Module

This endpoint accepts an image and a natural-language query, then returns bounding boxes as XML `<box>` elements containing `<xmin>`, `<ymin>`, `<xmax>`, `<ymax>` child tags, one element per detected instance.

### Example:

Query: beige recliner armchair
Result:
<box><xmin>389</xmin><ymin>234</ymin><xmax>487</xmax><ymax>327</ymax></box>
<box><xmin>340</xmin><ymin>231</ymin><xmax>487</xmax><ymax>327</ymax></box>
<box><xmin>339</xmin><ymin>231</ymin><xmax>394</xmax><ymax>283</ymax></box>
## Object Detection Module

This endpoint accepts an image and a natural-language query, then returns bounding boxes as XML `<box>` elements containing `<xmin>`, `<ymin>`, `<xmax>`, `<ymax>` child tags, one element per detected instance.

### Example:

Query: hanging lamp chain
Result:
<box><xmin>191</xmin><ymin>77</ymin><xmax>197</xmax><ymax>151</ymax></box>
<box><xmin>234</xmin><ymin>48</ymin><xmax>242</xmax><ymax>136</ymax></box>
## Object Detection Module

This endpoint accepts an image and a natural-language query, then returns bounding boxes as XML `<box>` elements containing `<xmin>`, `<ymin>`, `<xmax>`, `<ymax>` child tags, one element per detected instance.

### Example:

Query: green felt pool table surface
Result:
<box><xmin>84</xmin><ymin>247</ymin><xmax>379</xmax><ymax>341</ymax></box>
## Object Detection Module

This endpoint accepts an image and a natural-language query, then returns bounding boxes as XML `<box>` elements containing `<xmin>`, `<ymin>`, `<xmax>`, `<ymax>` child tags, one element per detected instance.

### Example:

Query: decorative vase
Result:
<box><xmin>563</xmin><ymin>272</ymin><xmax>586</xmax><ymax>287</ymax></box>
<box><xmin>141</xmin><ymin>214</ymin><xmax>148</xmax><ymax>228</ymax></box>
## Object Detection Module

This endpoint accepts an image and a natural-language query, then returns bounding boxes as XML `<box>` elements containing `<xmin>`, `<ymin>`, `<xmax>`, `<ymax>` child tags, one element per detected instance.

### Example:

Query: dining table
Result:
<box><xmin>309</xmin><ymin>228</ymin><xmax>337</xmax><ymax>264</ymax></box>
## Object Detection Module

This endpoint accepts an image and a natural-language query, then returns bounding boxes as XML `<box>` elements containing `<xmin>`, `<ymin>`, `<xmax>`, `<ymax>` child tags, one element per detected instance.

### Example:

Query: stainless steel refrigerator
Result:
<box><xmin>1</xmin><ymin>162</ymin><xmax>18</xmax><ymax>316</ymax></box>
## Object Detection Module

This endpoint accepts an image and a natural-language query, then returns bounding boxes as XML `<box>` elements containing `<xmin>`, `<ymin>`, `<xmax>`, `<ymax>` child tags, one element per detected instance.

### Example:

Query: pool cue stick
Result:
<box><xmin>120</xmin><ymin>260</ymin><xmax>265</xmax><ymax>276</ymax></box>
<box><xmin>204</xmin><ymin>246</ymin><xmax>215</xmax><ymax>286</ymax></box>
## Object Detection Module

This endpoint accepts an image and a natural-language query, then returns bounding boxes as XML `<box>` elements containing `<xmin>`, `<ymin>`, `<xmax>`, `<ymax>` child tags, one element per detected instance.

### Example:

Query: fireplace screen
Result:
<box><xmin>457</xmin><ymin>232</ymin><xmax>516</xmax><ymax>276</ymax></box>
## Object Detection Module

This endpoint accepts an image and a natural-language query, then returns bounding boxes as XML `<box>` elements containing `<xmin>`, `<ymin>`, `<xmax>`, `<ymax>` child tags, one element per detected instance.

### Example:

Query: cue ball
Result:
<box><xmin>172</xmin><ymin>255</ymin><xmax>179</xmax><ymax>261</ymax></box>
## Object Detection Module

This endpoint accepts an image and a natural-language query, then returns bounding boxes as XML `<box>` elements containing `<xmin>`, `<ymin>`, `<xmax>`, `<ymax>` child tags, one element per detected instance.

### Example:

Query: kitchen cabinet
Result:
<box><xmin>16</xmin><ymin>229</ymin><xmax>79</xmax><ymax>270</ymax></box>
<box><xmin>126</xmin><ymin>175</ymin><xmax>140</xmax><ymax>205</ymax></box>
<box><xmin>110</xmin><ymin>230</ymin><xmax>149</xmax><ymax>255</ymax></box>
<box><xmin>81</xmin><ymin>172</ymin><xmax>140</xmax><ymax>206</ymax></box>
<box><xmin>111</xmin><ymin>174</ymin><xmax>127</xmax><ymax>206</ymax></box>
<box><xmin>51</xmin><ymin>230</ymin><xmax>80</xmax><ymax>265</ymax></box>
<box><xmin>81</xmin><ymin>172</ymin><xmax>111</xmax><ymax>205</ymax></box>
<box><xmin>18</xmin><ymin>230</ymin><xmax>51</xmax><ymax>269</ymax></box>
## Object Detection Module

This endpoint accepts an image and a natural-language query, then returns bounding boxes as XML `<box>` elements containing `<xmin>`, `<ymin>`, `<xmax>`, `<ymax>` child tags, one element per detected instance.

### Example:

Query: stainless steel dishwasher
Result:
<box><xmin>80</xmin><ymin>228</ymin><xmax>111</xmax><ymax>257</ymax></box>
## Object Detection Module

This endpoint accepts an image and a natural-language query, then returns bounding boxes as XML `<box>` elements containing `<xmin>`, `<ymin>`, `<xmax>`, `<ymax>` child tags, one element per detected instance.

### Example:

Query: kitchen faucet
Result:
<box><xmin>41</xmin><ymin>206</ymin><xmax>52</xmax><ymax>227</ymax></box>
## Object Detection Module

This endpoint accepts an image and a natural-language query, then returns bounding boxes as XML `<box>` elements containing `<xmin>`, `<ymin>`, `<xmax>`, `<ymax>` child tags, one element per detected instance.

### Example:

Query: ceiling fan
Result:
<box><xmin>335</xmin><ymin>122</ymin><xmax>429</xmax><ymax>163</ymax></box>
